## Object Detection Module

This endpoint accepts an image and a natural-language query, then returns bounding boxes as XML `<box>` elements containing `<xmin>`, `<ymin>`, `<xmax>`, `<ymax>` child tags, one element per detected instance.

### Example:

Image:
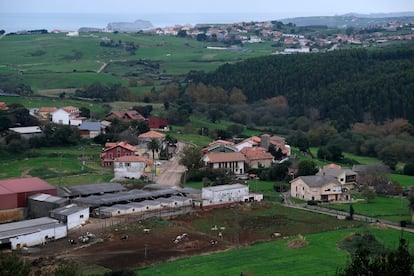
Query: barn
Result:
<box><xmin>49</xmin><ymin>204</ymin><xmax>90</xmax><ymax>230</ymax></box>
<box><xmin>0</xmin><ymin>217</ymin><xmax>67</xmax><ymax>250</ymax></box>
<box><xmin>202</xmin><ymin>184</ymin><xmax>263</xmax><ymax>208</ymax></box>
<box><xmin>0</xmin><ymin>177</ymin><xmax>57</xmax><ymax>223</ymax></box>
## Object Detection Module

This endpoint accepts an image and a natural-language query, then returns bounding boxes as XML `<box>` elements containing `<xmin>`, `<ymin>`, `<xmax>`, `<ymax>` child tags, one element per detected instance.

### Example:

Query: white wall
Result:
<box><xmin>66</xmin><ymin>208</ymin><xmax>89</xmax><ymax>230</ymax></box>
<box><xmin>202</xmin><ymin>185</ymin><xmax>249</xmax><ymax>207</ymax></box>
<box><xmin>10</xmin><ymin>225</ymin><xmax>67</xmax><ymax>250</ymax></box>
<box><xmin>52</xmin><ymin>109</ymin><xmax>70</xmax><ymax>125</ymax></box>
<box><xmin>114</xmin><ymin>161</ymin><xmax>146</xmax><ymax>179</ymax></box>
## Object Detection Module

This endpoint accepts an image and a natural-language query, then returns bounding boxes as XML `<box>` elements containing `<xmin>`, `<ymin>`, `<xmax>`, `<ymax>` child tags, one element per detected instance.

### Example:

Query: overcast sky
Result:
<box><xmin>1</xmin><ymin>0</ymin><xmax>413</xmax><ymax>15</ymax></box>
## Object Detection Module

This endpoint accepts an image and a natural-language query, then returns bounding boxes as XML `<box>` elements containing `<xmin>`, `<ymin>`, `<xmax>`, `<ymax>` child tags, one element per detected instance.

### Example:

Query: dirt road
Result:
<box><xmin>154</xmin><ymin>142</ymin><xmax>187</xmax><ymax>187</ymax></box>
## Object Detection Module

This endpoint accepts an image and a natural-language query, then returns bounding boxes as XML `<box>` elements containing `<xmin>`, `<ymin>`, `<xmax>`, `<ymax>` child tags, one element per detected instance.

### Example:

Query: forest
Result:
<box><xmin>187</xmin><ymin>44</ymin><xmax>414</xmax><ymax>130</ymax></box>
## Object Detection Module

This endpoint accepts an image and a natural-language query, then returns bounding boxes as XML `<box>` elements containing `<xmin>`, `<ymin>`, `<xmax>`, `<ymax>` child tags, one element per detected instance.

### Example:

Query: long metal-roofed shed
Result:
<box><xmin>0</xmin><ymin>217</ymin><xmax>67</xmax><ymax>250</ymax></box>
<box><xmin>72</xmin><ymin>188</ymin><xmax>176</xmax><ymax>208</ymax></box>
<box><xmin>57</xmin><ymin>183</ymin><xmax>126</xmax><ymax>198</ymax></box>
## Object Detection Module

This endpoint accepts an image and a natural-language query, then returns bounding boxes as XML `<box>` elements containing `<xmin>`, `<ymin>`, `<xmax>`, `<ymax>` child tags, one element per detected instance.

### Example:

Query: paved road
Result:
<box><xmin>154</xmin><ymin>142</ymin><xmax>187</xmax><ymax>187</ymax></box>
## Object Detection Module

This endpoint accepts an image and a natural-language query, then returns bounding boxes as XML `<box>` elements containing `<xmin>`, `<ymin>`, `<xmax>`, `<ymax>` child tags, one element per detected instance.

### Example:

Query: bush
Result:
<box><xmin>307</xmin><ymin>200</ymin><xmax>319</xmax><ymax>206</ymax></box>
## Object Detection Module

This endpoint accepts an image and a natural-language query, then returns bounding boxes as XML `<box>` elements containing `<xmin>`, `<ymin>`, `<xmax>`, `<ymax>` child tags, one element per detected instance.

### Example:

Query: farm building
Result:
<box><xmin>113</xmin><ymin>155</ymin><xmax>153</xmax><ymax>180</ymax></box>
<box><xmin>57</xmin><ymin>182</ymin><xmax>126</xmax><ymax>198</ymax></box>
<box><xmin>9</xmin><ymin>126</ymin><xmax>42</xmax><ymax>139</ymax></box>
<box><xmin>201</xmin><ymin>184</ymin><xmax>263</xmax><ymax>208</ymax></box>
<box><xmin>0</xmin><ymin>177</ymin><xmax>57</xmax><ymax>223</ymax></box>
<box><xmin>98</xmin><ymin>204</ymin><xmax>136</xmax><ymax>218</ymax></box>
<box><xmin>290</xmin><ymin>175</ymin><xmax>343</xmax><ymax>202</ymax></box>
<box><xmin>28</xmin><ymin>193</ymin><xmax>69</xmax><ymax>218</ymax></box>
<box><xmin>0</xmin><ymin>217</ymin><xmax>67</xmax><ymax>250</ymax></box>
<box><xmin>49</xmin><ymin>204</ymin><xmax>90</xmax><ymax>230</ymax></box>
<box><xmin>139</xmin><ymin>200</ymin><xmax>162</xmax><ymax>211</ymax></box>
<box><xmin>168</xmin><ymin>196</ymin><xmax>193</xmax><ymax>207</ymax></box>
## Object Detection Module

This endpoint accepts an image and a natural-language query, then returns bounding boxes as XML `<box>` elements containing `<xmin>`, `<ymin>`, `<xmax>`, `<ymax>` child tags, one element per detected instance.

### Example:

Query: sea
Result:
<box><xmin>0</xmin><ymin>12</ymin><xmax>299</xmax><ymax>33</ymax></box>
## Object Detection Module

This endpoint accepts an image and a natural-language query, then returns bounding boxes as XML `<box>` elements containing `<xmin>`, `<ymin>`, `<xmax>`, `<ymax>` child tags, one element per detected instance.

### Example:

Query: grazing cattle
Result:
<box><xmin>78</xmin><ymin>235</ymin><xmax>89</xmax><ymax>243</ymax></box>
<box><xmin>211</xmin><ymin>225</ymin><xmax>218</xmax><ymax>231</ymax></box>
<box><xmin>220</xmin><ymin>226</ymin><xmax>226</xmax><ymax>230</ymax></box>
<box><xmin>270</xmin><ymin>232</ymin><xmax>281</xmax><ymax>238</ymax></box>
<box><xmin>68</xmin><ymin>239</ymin><xmax>77</xmax><ymax>245</ymax></box>
<box><xmin>143</xmin><ymin>228</ymin><xmax>151</xmax><ymax>234</ymax></box>
<box><xmin>218</xmin><ymin>232</ymin><xmax>223</xmax><ymax>239</ymax></box>
<box><xmin>86</xmin><ymin>232</ymin><xmax>96</xmax><ymax>238</ymax></box>
<box><xmin>121</xmin><ymin>235</ymin><xmax>129</xmax><ymax>240</ymax></box>
<box><xmin>210</xmin><ymin>240</ymin><xmax>218</xmax><ymax>245</ymax></box>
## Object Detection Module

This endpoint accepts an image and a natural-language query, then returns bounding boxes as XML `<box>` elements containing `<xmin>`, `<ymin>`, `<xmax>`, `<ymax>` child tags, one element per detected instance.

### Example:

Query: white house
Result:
<box><xmin>49</xmin><ymin>204</ymin><xmax>89</xmax><ymax>230</ymax></box>
<box><xmin>202</xmin><ymin>152</ymin><xmax>246</xmax><ymax>175</ymax></box>
<box><xmin>113</xmin><ymin>155</ymin><xmax>153</xmax><ymax>180</ymax></box>
<box><xmin>51</xmin><ymin>106</ymin><xmax>83</xmax><ymax>126</ymax></box>
<box><xmin>290</xmin><ymin>175</ymin><xmax>344</xmax><ymax>202</ymax></box>
<box><xmin>202</xmin><ymin>184</ymin><xmax>263</xmax><ymax>208</ymax></box>
<box><xmin>0</xmin><ymin>217</ymin><xmax>67</xmax><ymax>250</ymax></box>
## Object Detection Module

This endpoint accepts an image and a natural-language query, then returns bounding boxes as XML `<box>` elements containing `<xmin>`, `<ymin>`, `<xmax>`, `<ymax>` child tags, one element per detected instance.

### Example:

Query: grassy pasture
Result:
<box><xmin>326</xmin><ymin>195</ymin><xmax>411</xmax><ymax>223</ymax></box>
<box><xmin>137</xmin><ymin>227</ymin><xmax>414</xmax><ymax>276</ymax></box>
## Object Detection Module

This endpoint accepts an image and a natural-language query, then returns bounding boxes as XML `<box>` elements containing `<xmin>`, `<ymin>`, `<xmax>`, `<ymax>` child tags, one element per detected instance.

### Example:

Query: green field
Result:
<box><xmin>137</xmin><ymin>227</ymin><xmax>414</xmax><ymax>276</ymax></box>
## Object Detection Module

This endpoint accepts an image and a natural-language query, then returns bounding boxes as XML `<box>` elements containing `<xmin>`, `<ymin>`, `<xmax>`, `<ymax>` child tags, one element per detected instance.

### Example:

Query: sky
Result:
<box><xmin>1</xmin><ymin>0</ymin><xmax>414</xmax><ymax>16</ymax></box>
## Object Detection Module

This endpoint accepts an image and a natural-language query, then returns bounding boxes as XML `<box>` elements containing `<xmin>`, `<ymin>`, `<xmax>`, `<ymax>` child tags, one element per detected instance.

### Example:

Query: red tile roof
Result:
<box><xmin>38</xmin><ymin>107</ymin><xmax>58</xmax><ymax>113</ymax></box>
<box><xmin>138</xmin><ymin>130</ymin><xmax>166</xmax><ymax>139</ymax></box>
<box><xmin>0</xmin><ymin>177</ymin><xmax>55</xmax><ymax>195</ymax></box>
<box><xmin>0</xmin><ymin>102</ymin><xmax>8</xmax><ymax>111</ymax></box>
<box><xmin>106</xmin><ymin>110</ymin><xmax>146</xmax><ymax>121</ymax></box>
<box><xmin>104</xmin><ymin>141</ymin><xmax>137</xmax><ymax>152</ymax></box>
<box><xmin>240</xmin><ymin>147</ymin><xmax>274</xmax><ymax>160</ymax></box>
<box><xmin>204</xmin><ymin>152</ymin><xmax>246</xmax><ymax>163</ymax></box>
<box><xmin>148</xmin><ymin>117</ymin><xmax>168</xmax><ymax>129</ymax></box>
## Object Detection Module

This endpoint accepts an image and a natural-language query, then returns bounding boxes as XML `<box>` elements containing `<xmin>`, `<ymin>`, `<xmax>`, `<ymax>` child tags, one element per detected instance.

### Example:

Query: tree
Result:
<box><xmin>349</xmin><ymin>204</ymin><xmax>354</xmax><ymax>219</ymax></box>
<box><xmin>404</xmin><ymin>162</ymin><xmax>414</xmax><ymax>176</ymax></box>
<box><xmin>179</xmin><ymin>145</ymin><xmax>202</xmax><ymax>170</ymax></box>
<box><xmin>0</xmin><ymin>252</ymin><xmax>31</xmax><ymax>276</ymax></box>
<box><xmin>177</xmin><ymin>29</ymin><xmax>187</xmax><ymax>37</ymax></box>
<box><xmin>148</xmin><ymin>138</ymin><xmax>159</xmax><ymax>161</ymax></box>
<box><xmin>79</xmin><ymin>107</ymin><xmax>90</xmax><ymax>118</ymax></box>
<box><xmin>297</xmin><ymin>160</ymin><xmax>318</xmax><ymax>176</ymax></box>
<box><xmin>361</xmin><ymin>187</ymin><xmax>376</xmax><ymax>203</ymax></box>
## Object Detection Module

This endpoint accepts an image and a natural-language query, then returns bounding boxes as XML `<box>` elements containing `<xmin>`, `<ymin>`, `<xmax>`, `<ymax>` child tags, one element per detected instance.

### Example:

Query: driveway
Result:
<box><xmin>154</xmin><ymin>142</ymin><xmax>187</xmax><ymax>187</ymax></box>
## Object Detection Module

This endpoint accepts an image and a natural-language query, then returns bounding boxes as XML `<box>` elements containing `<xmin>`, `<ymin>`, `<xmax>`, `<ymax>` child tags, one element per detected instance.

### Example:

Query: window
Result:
<box><xmin>80</xmin><ymin>214</ymin><xmax>84</xmax><ymax>219</ymax></box>
<box><xmin>125</xmin><ymin>162</ymin><xmax>130</xmax><ymax>167</ymax></box>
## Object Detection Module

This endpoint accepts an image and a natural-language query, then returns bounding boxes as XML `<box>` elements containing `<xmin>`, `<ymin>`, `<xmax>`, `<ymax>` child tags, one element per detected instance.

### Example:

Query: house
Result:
<box><xmin>240</xmin><ymin>147</ymin><xmax>274</xmax><ymax>168</ymax></box>
<box><xmin>260</xmin><ymin>134</ymin><xmax>291</xmax><ymax>156</ymax></box>
<box><xmin>235</xmin><ymin>136</ymin><xmax>261</xmax><ymax>151</ymax></box>
<box><xmin>0</xmin><ymin>217</ymin><xmax>67</xmax><ymax>250</ymax></box>
<box><xmin>148</xmin><ymin>117</ymin><xmax>169</xmax><ymax>130</ymax></box>
<box><xmin>137</xmin><ymin>130</ymin><xmax>167</xmax><ymax>159</ymax></box>
<box><xmin>9</xmin><ymin>126</ymin><xmax>42</xmax><ymax>139</ymax></box>
<box><xmin>202</xmin><ymin>152</ymin><xmax>246</xmax><ymax>175</ymax></box>
<box><xmin>316</xmin><ymin>165</ymin><xmax>357</xmax><ymax>191</ymax></box>
<box><xmin>78</xmin><ymin>121</ymin><xmax>106</xmax><ymax>138</ymax></box>
<box><xmin>202</xmin><ymin>184</ymin><xmax>263</xmax><ymax>208</ymax></box>
<box><xmin>49</xmin><ymin>204</ymin><xmax>89</xmax><ymax>230</ymax></box>
<box><xmin>290</xmin><ymin>175</ymin><xmax>346</xmax><ymax>202</ymax></box>
<box><xmin>106</xmin><ymin>110</ymin><xmax>146</xmax><ymax>122</ymax></box>
<box><xmin>113</xmin><ymin>155</ymin><xmax>153</xmax><ymax>180</ymax></box>
<box><xmin>51</xmin><ymin>106</ymin><xmax>84</xmax><ymax>126</ymax></box>
<box><xmin>100</xmin><ymin>141</ymin><xmax>137</xmax><ymax>167</ymax></box>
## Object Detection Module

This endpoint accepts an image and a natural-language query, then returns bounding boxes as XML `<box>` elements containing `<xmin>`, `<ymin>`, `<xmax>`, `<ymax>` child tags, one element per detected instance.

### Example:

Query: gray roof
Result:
<box><xmin>73</xmin><ymin>189</ymin><xmax>175</xmax><ymax>207</ymax></box>
<box><xmin>203</xmin><ymin>184</ymin><xmax>247</xmax><ymax>192</ymax></box>
<box><xmin>177</xmin><ymin>187</ymin><xmax>202</xmax><ymax>195</ymax></box>
<box><xmin>50</xmin><ymin>204</ymin><xmax>88</xmax><ymax>216</ymax></box>
<box><xmin>316</xmin><ymin>168</ymin><xmax>357</xmax><ymax>177</ymax></box>
<box><xmin>29</xmin><ymin>193</ymin><xmax>68</xmax><ymax>204</ymax></box>
<box><xmin>79</xmin><ymin>121</ymin><xmax>103</xmax><ymax>131</ymax></box>
<box><xmin>58</xmin><ymin>183</ymin><xmax>126</xmax><ymax>197</ymax></box>
<box><xmin>297</xmin><ymin>175</ymin><xmax>340</xmax><ymax>187</ymax></box>
<box><xmin>9</xmin><ymin>126</ymin><xmax>42</xmax><ymax>134</ymax></box>
<box><xmin>0</xmin><ymin>217</ymin><xmax>60</xmax><ymax>240</ymax></box>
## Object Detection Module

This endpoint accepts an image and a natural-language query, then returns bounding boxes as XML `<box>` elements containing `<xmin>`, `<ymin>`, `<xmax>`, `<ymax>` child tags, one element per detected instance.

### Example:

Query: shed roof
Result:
<box><xmin>50</xmin><ymin>204</ymin><xmax>87</xmax><ymax>216</ymax></box>
<box><xmin>29</xmin><ymin>193</ymin><xmax>67</xmax><ymax>204</ymax></box>
<box><xmin>9</xmin><ymin>126</ymin><xmax>42</xmax><ymax>134</ymax></box>
<box><xmin>0</xmin><ymin>217</ymin><xmax>60</xmax><ymax>240</ymax></box>
<box><xmin>79</xmin><ymin>121</ymin><xmax>103</xmax><ymax>131</ymax></box>
<box><xmin>0</xmin><ymin>177</ymin><xmax>55</xmax><ymax>195</ymax></box>
<box><xmin>203</xmin><ymin>184</ymin><xmax>247</xmax><ymax>192</ymax></box>
<box><xmin>58</xmin><ymin>182</ymin><xmax>126</xmax><ymax>197</ymax></box>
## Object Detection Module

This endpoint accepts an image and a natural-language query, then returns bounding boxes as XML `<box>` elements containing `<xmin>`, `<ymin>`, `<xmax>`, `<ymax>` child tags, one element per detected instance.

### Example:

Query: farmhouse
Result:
<box><xmin>49</xmin><ymin>204</ymin><xmax>90</xmax><ymax>230</ymax></box>
<box><xmin>100</xmin><ymin>141</ymin><xmax>137</xmax><ymax>167</ymax></box>
<box><xmin>240</xmin><ymin>147</ymin><xmax>274</xmax><ymax>168</ymax></box>
<box><xmin>78</xmin><ymin>121</ymin><xmax>106</xmax><ymax>138</ymax></box>
<box><xmin>0</xmin><ymin>217</ymin><xmax>67</xmax><ymax>250</ymax></box>
<box><xmin>51</xmin><ymin>106</ymin><xmax>84</xmax><ymax>126</ymax></box>
<box><xmin>202</xmin><ymin>184</ymin><xmax>263</xmax><ymax>208</ymax></box>
<box><xmin>202</xmin><ymin>152</ymin><xmax>246</xmax><ymax>175</ymax></box>
<box><xmin>316</xmin><ymin>165</ymin><xmax>357</xmax><ymax>191</ymax></box>
<box><xmin>0</xmin><ymin>177</ymin><xmax>57</xmax><ymax>222</ymax></box>
<box><xmin>290</xmin><ymin>175</ymin><xmax>346</xmax><ymax>202</ymax></box>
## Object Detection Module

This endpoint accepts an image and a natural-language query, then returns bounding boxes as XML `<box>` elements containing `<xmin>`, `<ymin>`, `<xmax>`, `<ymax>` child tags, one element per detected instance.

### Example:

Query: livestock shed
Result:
<box><xmin>168</xmin><ymin>196</ymin><xmax>193</xmax><ymax>207</ymax></box>
<box><xmin>0</xmin><ymin>217</ymin><xmax>67</xmax><ymax>250</ymax></box>
<box><xmin>157</xmin><ymin>198</ymin><xmax>177</xmax><ymax>208</ymax></box>
<box><xmin>73</xmin><ymin>189</ymin><xmax>153</xmax><ymax>208</ymax></box>
<box><xmin>49</xmin><ymin>204</ymin><xmax>89</xmax><ymax>230</ymax></box>
<box><xmin>28</xmin><ymin>193</ymin><xmax>69</xmax><ymax>218</ymax></box>
<box><xmin>57</xmin><ymin>182</ymin><xmax>126</xmax><ymax>198</ymax></box>
<box><xmin>140</xmin><ymin>200</ymin><xmax>162</xmax><ymax>211</ymax></box>
<box><xmin>202</xmin><ymin>184</ymin><xmax>263</xmax><ymax>208</ymax></box>
<box><xmin>0</xmin><ymin>177</ymin><xmax>57</xmax><ymax>210</ymax></box>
